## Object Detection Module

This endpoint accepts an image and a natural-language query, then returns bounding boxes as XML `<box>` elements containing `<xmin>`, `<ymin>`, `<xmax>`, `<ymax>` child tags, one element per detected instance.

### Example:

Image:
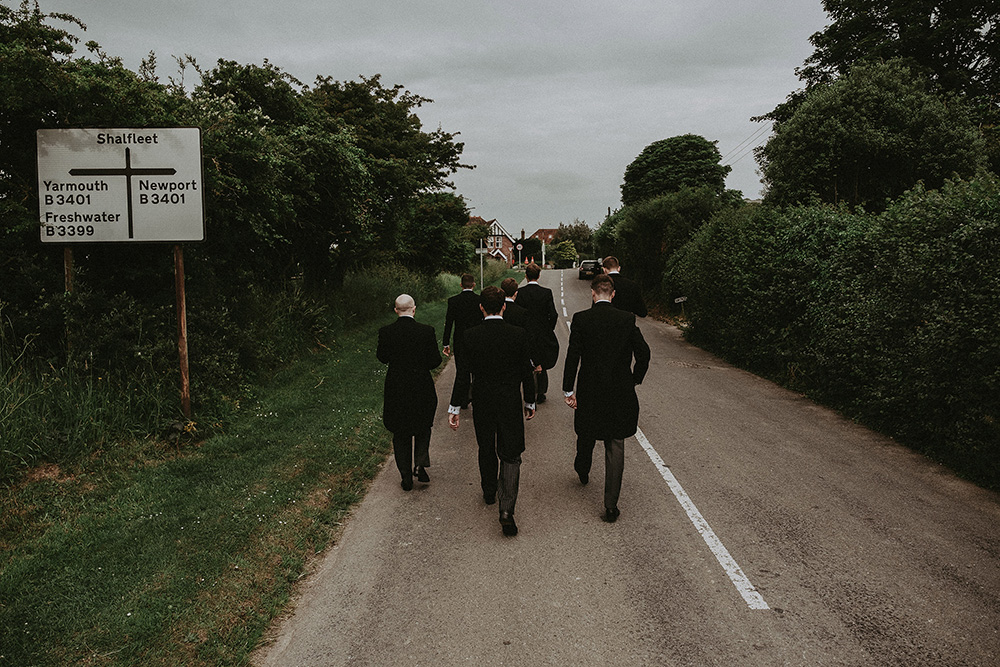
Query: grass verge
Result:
<box><xmin>1</xmin><ymin>299</ymin><xmax>445</xmax><ymax>666</ymax></box>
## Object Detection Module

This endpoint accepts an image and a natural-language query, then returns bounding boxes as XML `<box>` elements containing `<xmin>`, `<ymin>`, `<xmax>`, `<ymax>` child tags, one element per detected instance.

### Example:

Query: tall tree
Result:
<box><xmin>194</xmin><ymin>60</ymin><xmax>374</xmax><ymax>289</ymax></box>
<box><xmin>800</xmin><ymin>0</ymin><xmax>1000</xmax><ymax>99</ymax></box>
<box><xmin>552</xmin><ymin>219</ymin><xmax>594</xmax><ymax>257</ymax></box>
<box><xmin>306</xmin><ymin>75</ymin><xmax>473</xmax><ymax>251</ymax></box>
<box><xmin>621</xmin><ymin>134</ymin><xmax>730</xmax><ymax>206</ymax></box>
<box><xmin>760</xmin><ymin>1</ymin><xmax>1000</xmax><ymax>170</ymax></box>
<box><xmin>399</xmin><ymin>192</ymin><xmax>472</xmax><ymax>275</ymax></box>
<box><xmin>758</xmin><ymin>59</ymin><xmax>986</xmax><ymax>210</ymax></box>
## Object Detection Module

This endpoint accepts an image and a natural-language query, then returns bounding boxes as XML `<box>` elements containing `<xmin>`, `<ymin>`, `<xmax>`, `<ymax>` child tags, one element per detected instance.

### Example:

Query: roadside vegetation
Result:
<box><xmin>0</xmin><ymin>259</ymin><xmax>517</xmax><ymax>666</ymax></box>
<box><xmin>0</xmin><ymin>2</ymin><xmax>513</xmax><ymax>663</ymax></box>
<box><xmin>3</xmin><ymin>0</ymin><xmax>999</xmax><ymax>663</ymax></box>
<box><xmin>596</xmin><ymin>2</ymin><xmax>1000</xmax><ymax>489</ymax></box>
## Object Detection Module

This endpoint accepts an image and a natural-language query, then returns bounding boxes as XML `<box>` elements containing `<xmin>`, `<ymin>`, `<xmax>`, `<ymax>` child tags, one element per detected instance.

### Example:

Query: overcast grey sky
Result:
<box><xmin>66</xmin><ymin>0</ymin><xmax>829</xmax><ymax>236</ymax></box>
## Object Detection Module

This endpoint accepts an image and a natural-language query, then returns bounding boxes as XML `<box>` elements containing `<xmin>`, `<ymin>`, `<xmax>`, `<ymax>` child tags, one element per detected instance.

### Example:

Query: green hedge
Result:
<box><xmin>0</xmin><ymin>263</ymin><xmax>450</xmax><ymax>481</ymax></box>
<box><xmin>665</xmin><ymin>177</ymin><xmax>1000</xmax><ymax>488</ymax></box>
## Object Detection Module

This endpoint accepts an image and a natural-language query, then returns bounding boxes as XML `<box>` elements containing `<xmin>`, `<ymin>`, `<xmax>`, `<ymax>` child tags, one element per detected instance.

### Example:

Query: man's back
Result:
<box><xmin>563</xmin><ymin>301</ymin><xmax>650</xmax><ymax>440</ymax></box>
<box><xmin>608</xmin><ymin>273</ymin><xmax>647</xmax><ymax>318</ymax></box>
<box><xmin>566</xmin><ymin>303</ymin><xmax>648</xmax><ymax>389</ymax></box>
<box><xmin>502</xmin><ymin>300</ymin><xmax>529</xmax><ymax>329</ymax></box>
<box><xmin>516</xmin><ymin>282</ymin><xmax>557</xmax><ymax>330</ymax></box>
<box><xmin>516</xmin><ymin>282</ymin><xmax>559</xmax><ymax>369</ymax></box>
<box><xmin>452</xmin><ymin>319</ymin><xmax>535</xmax><ymax>406</ymax></box>
<box><xmin>376</xmin><ymin>316</ymin><xmax>441</xmax><ymax>435</ymax></box>
<box><xmin>444</xmin><ymin>290</ymin><xmax>483</xmax><ymax>351</ymax></box>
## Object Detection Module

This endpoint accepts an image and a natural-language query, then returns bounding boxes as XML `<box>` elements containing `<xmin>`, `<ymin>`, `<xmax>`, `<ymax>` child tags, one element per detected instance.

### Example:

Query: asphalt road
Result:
<box><xmin>255</xmin><ymin>269</ymin><xmax>1000</xmax><ymax>666</ymax></box>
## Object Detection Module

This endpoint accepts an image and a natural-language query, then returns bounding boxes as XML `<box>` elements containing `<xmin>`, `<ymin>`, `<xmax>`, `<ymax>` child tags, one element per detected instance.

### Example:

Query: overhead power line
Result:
<box><xmin>721</xmin><ymin>123</ymin><xmax>771</xmax><ymax>167</ymax></box>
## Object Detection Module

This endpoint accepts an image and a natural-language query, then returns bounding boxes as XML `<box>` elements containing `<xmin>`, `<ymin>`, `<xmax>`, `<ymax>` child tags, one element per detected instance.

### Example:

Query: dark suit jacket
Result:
<box><xmin>608</xmin><ymin>272</ymin><xmax>648</xmax><ymax>318</ymax></box>
<box><xmin>443</xmin><ymin>289</ymin><xmax>483</xmax><ymax>356</ymax></box>
<box><xmin>451</xmin><ymin>318</ymin><xmax>536</xmax><ymax>459</ymax></box>
<box><xmin>502</xmin><ymin>298</ymin><xmax>529</xmax><ymax>330</ymax></box>
<box><xmin>377</xmin><ymin>316</ymin><xmax>442</xmax><ymax>435</ymax></box>
<box><xmin>516</xmin><ymin>281</ymin><xmax>559</xmax><ymax>369</ymax></box>
<box><xmin>563</xmin><ymin>301</ymin><xmax>650</xmax><ymax>440</ymax></box>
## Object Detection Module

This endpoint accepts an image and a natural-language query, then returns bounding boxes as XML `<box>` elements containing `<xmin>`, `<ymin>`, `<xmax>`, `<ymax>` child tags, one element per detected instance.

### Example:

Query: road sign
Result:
<box><xmin>37</xmin><ymin>128</ymin><xmax>205</xmax><ymax>243</ymax></box>
<box><xmin>475</xmin><ymin>248</ymin><xmax>489</xmax><ymax>254</ymax></box>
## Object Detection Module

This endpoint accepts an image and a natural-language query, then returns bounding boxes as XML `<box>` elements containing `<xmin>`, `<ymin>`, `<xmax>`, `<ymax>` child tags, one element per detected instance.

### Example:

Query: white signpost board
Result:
<box><xmin>37</xmin><ymin>127</ymin><xmax>204</xmax><ymax>243</ymax></box>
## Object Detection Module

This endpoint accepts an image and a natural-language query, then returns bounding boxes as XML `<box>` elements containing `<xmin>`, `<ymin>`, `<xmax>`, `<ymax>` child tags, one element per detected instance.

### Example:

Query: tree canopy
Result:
<box><xmin>758</xmin><ymin>59</ymin><xmax>986</xmax><ymax>210</ymax></box>
<box><xmin>549</xmin><ymin>240</ymin><xmax>577</xmax><ymax>269</ymax></box>
<box><xmin>0</xmin><ymin>3</ymin><xmax>473</xmax><ymax>385</ymax></box>
<box><xmin>759</xmin><ymin>0</ymin><xmax>1000</xmax><ymax>170</ymax></box>
<box><xmin>551</xmin><ymin>219</ymin><xmax>594</xmax><ymax>257</ymax></box>
<box><xmin>800</xmin><ymin>0</ymin><xmax>1000</xmax><ymax>99</ymax></box>
<box><xmin>620</xmin><ymin>134</ymin><xmax>731</xmax><ymax>206</ymax></box>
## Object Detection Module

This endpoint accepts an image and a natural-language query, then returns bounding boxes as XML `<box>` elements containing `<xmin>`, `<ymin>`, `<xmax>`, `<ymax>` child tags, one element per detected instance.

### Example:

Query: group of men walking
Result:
<box><xmin>377</xmin><ymin>259</ymin><xmax>650</xmax><ymax>537</ymax></box>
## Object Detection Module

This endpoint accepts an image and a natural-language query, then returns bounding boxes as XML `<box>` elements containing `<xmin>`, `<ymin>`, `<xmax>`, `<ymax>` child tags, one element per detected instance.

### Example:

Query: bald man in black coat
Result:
<box><xmin>377</xmin><ymin>294</ymin><xmax>443</xmax><ymax>491</ymax></box>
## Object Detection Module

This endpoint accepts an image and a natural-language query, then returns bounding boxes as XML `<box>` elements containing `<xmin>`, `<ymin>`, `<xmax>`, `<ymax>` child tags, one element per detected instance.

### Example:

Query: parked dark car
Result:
<box><xmin>578</xmin><ymin>259</ymin><xmax>602</xmax><ymax>280</ymax></box>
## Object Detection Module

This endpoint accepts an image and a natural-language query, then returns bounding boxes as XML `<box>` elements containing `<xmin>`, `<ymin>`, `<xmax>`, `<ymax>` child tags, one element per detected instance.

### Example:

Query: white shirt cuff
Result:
<box><xmin>525</xmin><ymin>403</ymin><xmax>536</xmax><ymax>411</ymax></box>
<box><xmin>448</xmin><ymin>405</ymin><xmax>461</xmax><ymax>415</ymax></box>
<box><xmin>564</xmin><ymin>391</ymin><xmax>574</xmax><ymax>397</ymax></box>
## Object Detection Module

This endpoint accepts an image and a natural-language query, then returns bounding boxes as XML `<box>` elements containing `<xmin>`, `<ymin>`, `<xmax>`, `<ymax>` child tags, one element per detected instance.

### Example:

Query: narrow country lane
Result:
<box><xmin>255</xmin><ymin>269</ymin><xmax>1000</xmax><ymax>666</ymax></box>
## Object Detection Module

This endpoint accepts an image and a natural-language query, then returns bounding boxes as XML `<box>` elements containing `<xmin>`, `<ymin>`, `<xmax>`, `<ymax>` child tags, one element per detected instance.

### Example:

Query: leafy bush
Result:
<box><xmin>598</xmin><ymin>187</ymin><xmax>737</xmax><ymax>300</ymax></box>
<box><xmin>665</xmin><ymin>176</ymin><xmax>1000</xmax><ymax>487</ymax></box>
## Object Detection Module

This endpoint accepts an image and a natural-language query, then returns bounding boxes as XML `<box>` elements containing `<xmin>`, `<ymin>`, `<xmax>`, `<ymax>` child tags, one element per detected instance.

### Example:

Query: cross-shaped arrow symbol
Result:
<box><xmin>70</xmin><ymin>147</ymin><xmax>176</xmax><ymax>239</ymax></box>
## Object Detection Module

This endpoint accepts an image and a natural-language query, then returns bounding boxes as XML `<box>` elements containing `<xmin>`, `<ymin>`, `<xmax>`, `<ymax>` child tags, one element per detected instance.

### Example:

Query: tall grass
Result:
<box><xmin>0</xmin><ymin>328</ymin><xmax>172</xmax><ymax>480</ymax></box>
<box><xmin>329</xmin><ymin>263</ymin><xmax>449</xmax><ymax>326</ymax></box>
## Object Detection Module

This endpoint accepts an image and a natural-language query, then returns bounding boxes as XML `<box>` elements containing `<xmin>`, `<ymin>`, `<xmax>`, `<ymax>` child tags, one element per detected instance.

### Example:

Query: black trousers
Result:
<box><xmin>534</xmin><ymin>368</ymin><xmax>549</xmax><ymax>397</ymax></box>
<box><xmin>393</xmin><ymin>430</ymin><xmax>430</xmax><ymax>476</ymax></box>
<box><xmin>575</xmin><ymin>436</ymin><xmax>625</xmax><ymax>510</ymax></box>
<box><xmin>473</xmin><ymin>412</ymin><xmax>523</xmax><ymax>516</ymax></box>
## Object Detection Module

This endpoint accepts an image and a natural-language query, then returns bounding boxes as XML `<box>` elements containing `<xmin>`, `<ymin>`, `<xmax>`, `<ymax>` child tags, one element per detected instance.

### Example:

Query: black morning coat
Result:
<box><xmin>563</xmin><ymin>301</ymin><xmax>651</xmax><ymax>440</ymax></box>
<box><xmin>608</xmin><ymin>272</ymin><xmax>648</xmax><ymax>318</ymax></box>
<box><xmin>376</xmin><ymin>315</ymin><xmax>442</xmax><ymax>435</ymax></box>
<box><xmin>450</xmin><ymin>318</ymin><xmax>536</xmax><ymax>459</ymax></box>
<box><xmin>502</xmin><ymin>298</ymin><xmax>529</xmax><ymax>329</ymax></box>
<box><xmin>442</xmin><ymin>289</ymin><xmax>484</xmax><ymax>356</ymax></box>
<box><xmin>514</xmin><ymin>281</ymin><xmax>560</xmax><ymax>370</ymax></box>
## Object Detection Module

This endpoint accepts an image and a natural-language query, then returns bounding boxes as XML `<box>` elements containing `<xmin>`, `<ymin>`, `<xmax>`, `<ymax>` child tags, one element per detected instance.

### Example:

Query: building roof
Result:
<box><xmin>530</xmin><ymin>228</ymin><xmax>558</xmax><ymax>243</ymax></box>
<box><xmin>469</xmin><ymin>216</ymin><xmax>515</xmax><ymax>243</ymax></box>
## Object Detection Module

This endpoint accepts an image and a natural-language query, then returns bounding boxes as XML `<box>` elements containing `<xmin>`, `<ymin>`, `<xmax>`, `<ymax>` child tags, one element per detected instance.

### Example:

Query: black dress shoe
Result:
<box><xmin>536</xmin><ymin>393</ymin><xmax>546</xmax><ymax>404</ymax></box>
<box><xmin>415</xmin><ymin>466</ymin><xmax>430</xmax><ymax>483</ymax></box>
<box><xmin>499</xmin><ymin>512</ymin><xmax>518</xmax><ymax>536</ymax></box>
<box><xmin>602</xmin><ymin>507</ymin><xmax>620</xmax><ymax>523</ymax></box>
<box><xmin>401</xmin><ymin>474</ymin><xmax>413</xmax><ymax>491</ymax></box>
<box><xmin>483</xmin><ymin>492</ymin><xmax>496</xmax><ymax>505</ymax></box>
<box><xmin>577</xmin><ymin>469</ymin><xmax>589</xmax><ymax>485</ymax></box>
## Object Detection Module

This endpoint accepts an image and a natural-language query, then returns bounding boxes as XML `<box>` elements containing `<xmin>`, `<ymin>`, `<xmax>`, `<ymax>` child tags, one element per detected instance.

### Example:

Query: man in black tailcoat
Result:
<box><xmin>500</xmin><ymin>277</ymin><xmax>529</xmax><ymax>329</ymax></box>
<box><xmin>449</xmin><ymin>286</ymin><xmax>536</xmax><ymax>536</ymax></box>
<box><xmin>377</xmin><ymin>294</ymin><xmax>443</xmax><ymax>491</ymax></box>
<box><xmin>443</xmin><ymin>273</ymin><xmax>483</xmax><ymax>408</ymax></box>
<box><xmin>563</xmin><ymin>274</ymin><xmax>650</xmax><ymax>523</ymax></box>
<box><xmin>602</xmin><ymin>255</ymin><xmax>648</xmax><ymax>318</ymax></box>
<box><xmin>515</xmin><ymin>263</ymin><xmax>559</xmax><ymax>403</ymax></box>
